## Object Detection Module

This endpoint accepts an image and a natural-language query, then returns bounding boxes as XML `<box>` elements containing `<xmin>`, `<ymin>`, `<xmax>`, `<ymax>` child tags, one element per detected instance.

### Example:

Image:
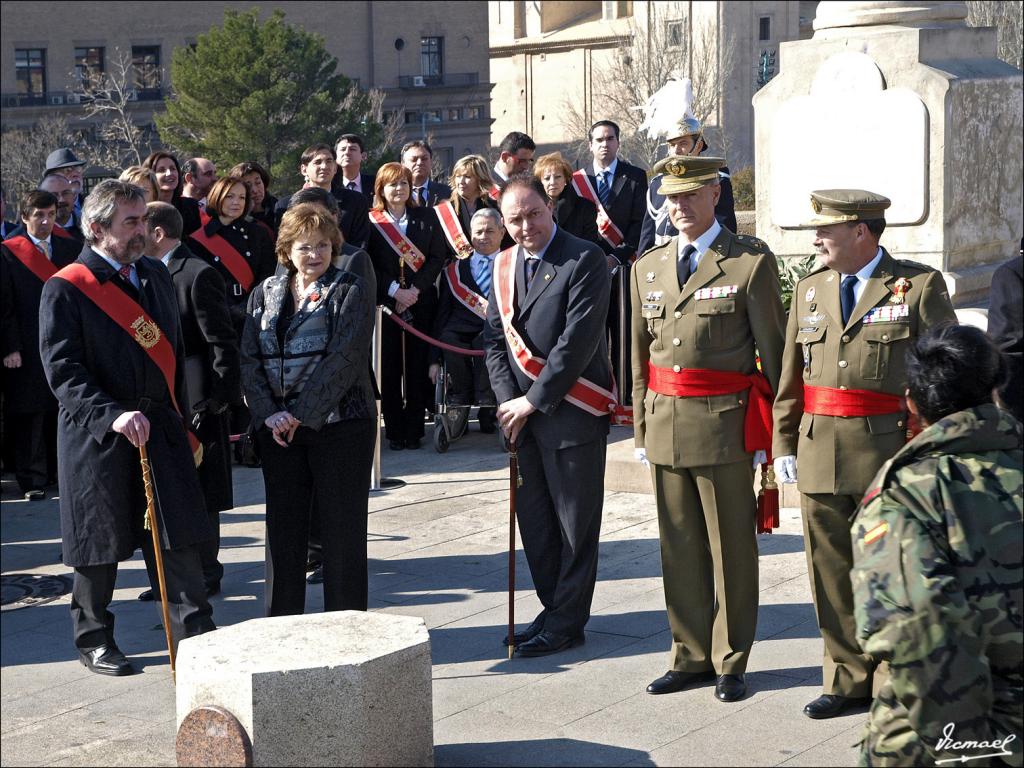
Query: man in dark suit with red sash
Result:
<box><xmin>1</xmin><ymin>190</ymin><xmax>79</xmax><ymax>498</ymax></box>
<box><xmin>39</xmin><ymin>180</ymin><xmax>215</xmax><ymax>676</ymax></box>
<box><xmin>486</xmin><ymin>175</ymin><xmax>613</xmax><ymax>657</ymax></box>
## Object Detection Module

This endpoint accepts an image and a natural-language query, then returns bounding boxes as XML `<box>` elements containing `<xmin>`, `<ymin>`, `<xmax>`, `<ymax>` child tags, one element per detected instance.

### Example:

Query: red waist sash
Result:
<box><xmin>190</xmin><ymin>228</ymin><xmax>254</xmax><ymax>292</ymax></box>
<box><xmin>54</xmin><ymin>262</ymin><xmax>203</xmax><ymax>464</ymax></box>
<box><xmin>647</xmin><ymin>362</ymin><xmax>773</xmax><ymax>456</ymax></box>
<box><xmin>3</xmin><ymin>236</ymin><xmax>58</xmax><ymax>282</ymax></box>
<box><xmin>803</xmin><ymin>385</ymin><xmax>904</xmax><ymax>417</ymax></box>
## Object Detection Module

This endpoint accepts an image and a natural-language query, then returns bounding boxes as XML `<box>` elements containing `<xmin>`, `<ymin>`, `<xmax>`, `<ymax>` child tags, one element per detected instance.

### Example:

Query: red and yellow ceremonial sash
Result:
<box><xmin>435</xmin><ymin>201</ymin><xmax>474</xmax><ymax>260</ymax></box>
<box><xmin>369</xmin><ymin>210</ymin><xmax>425</xmax><ymax>272</ymax></box>
<box><xmin>3</xmin><ymin>236</ymin><xmax>59</xmax><ymax>282</ymax></box>
<box><xmin>493</xmin><ymin>246</ymin><xmax>616</xmax><ymax>417</ymax></box>
<box><xmin>445</xmin><ymin>261</ymin><xmax>488</xmax><ymax>320</ymax></box>
<box><xmin>803</xmin><ymin>385</ymin><xmax>904</xmax><ymax>417</ymax></box>
<box><xmin>190</xmin><ymin>228</ymin><xmax>254</xmax><ymax>292</ymax></box>
<box><xmin>647</xmin><ymin>363</ymin><xmax>774</xmax><ymax>456</ymax></box>
<box><xmin>54</xmin><ymin>262</ymin><xmax>203</xmax><ymax>464</ymax></box>
<box><xmin>571</xmin><ymin>170</ymin><xmax>624</xmax><ymax>248</ymax></box>
<box><xmin>52</xmin><ymin>224</ymin><xmax>74</xmax><ymax>240</ymax></box>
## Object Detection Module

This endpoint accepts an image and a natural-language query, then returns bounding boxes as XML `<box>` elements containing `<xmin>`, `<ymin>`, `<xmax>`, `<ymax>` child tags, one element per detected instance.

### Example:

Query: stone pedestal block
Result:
<box><xmin>175</xmin><ymin>611</ymin><xmax>433</xmax><ymax>767</ymax></box>
<box><xmin>753</xmin><ymin>1</ymin><xmax>1023</xmax><ymax>305</ymax></box>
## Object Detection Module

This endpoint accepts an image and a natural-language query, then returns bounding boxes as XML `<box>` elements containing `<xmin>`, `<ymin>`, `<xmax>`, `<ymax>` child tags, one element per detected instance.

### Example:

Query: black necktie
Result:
<box><xmin>678</xmin><ymin>244</ymin><xmax>696</xmax><ymax>288</ymax></box>
<box><xmin>347</xmin><ymin>181</ymin><xmax>357</xmax><ymax>191</ymax></box>
<box><xmin>416</xmin><ymin>187</ymin><xmax>426</xmax><ymax>206</ymax></box>
<box><xmin>841</xmin><ymin>275</ymin><xmax>858</xmax><ymax>325</ymax></box>
<box><xmin>525</xmin><ymin>257</ymin><xmax>539</xmax><ymax>289</ymax></box>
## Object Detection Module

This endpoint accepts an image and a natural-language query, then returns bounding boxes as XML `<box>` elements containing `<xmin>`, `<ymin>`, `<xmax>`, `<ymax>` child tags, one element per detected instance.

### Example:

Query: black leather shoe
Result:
<box><xmin>306</xmin><ymin>565</ymin><xmax>324</xmax><ymax>584</ymax></box>
<box><xmin>406</xmin><ymin>438</ymin><xmax>422</xmax><ymax>450</ymax></box>
<box><xmin>79</xmin><ymin>644</ymin><xmax>134</xmax><ymax>676</ymax></box>
<box><xmin>646</xmin><ymin>670</ymin><xmax>716</xmax><ymax>695</ymax></box>
<box><xmin>502</xmin><ymin>622</ymin><xmax>544</xmax><ymax>647</ymax></box>
<box><xmin>715</xmin><ymin>674</ymin><xmax>747</xmax><ymax>702</ymax></box>
<box><xmin>803</xmin><ymin>694</ymin><xmax>871</xmax><ymax>719</ymax></box>
<box><xmin>514</xmin><ymin>630</ymin><xmax>582</xmax><ymax>657</ymax></box>
<box><xmin>389</xmin><ymin>439</ymin><xmax>405</xmax><ymax>451</ymax></box>
<box><xmin>138</xmin><ymin>588</ymin><xmax>154</xmax><ymax>602</ymax></box>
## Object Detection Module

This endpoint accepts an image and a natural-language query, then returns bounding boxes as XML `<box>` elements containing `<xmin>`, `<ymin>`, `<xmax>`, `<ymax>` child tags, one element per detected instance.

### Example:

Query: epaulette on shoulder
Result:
<box><xmin>895</xmin><ymin>258</ymin><xmax>935</xmax><ymax>274</ymax></box>
<box><xmin>636</xmin><ymin>240</ymin><xmax>671</xmax><ymax>263</ymax></box>
<box><xmin>735</xmin><ymin>233</ymin><xmax>770</xmax><ymax>252</ymax></box>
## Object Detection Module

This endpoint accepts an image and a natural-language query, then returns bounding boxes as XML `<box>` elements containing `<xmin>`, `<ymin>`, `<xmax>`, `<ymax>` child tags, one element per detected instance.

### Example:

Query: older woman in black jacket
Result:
<box><xmin>534</xmin><ymin>152</ymin><xmax>601</xmax><ymax>246</ymax></box>
<box><xmin>240</xmin><ymin>205</ymin><xmax>375</xmax><ymax>616</ymax></box>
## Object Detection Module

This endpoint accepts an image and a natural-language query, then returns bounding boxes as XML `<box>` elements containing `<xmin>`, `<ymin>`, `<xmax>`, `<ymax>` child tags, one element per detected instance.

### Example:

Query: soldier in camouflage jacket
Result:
<box><xmin>851</xmin><ymin>325</ymin><xmax>1023</xmax><ymax>767</ymax></box>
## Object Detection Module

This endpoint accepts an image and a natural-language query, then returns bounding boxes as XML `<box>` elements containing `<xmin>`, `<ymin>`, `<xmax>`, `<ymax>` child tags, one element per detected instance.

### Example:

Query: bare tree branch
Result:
<box><xmin>966</xmin><ymin>0</ymin><xmax>1023</xmax><ymax>70</ymax></box>
<box><xmin>73</xmin><ymin>48</ymin><xmax>150</xmax><ymax>169</ymax></box>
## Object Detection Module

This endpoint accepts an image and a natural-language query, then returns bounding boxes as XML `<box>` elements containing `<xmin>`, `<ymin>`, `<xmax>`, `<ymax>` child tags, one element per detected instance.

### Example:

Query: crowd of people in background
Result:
<box><xmin>1</xmin><ymin>110</ymin><xmax>1020</xmax><ymax>767</ymax></box>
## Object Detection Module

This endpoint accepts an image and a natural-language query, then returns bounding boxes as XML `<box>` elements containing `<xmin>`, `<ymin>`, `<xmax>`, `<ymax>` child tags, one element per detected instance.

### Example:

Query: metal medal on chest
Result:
<box><xmin>805</xmin><ymin>286</ymin><xmax>815</xmax><ymax>302</ymax></box>
<box><xmin>645</xmin><ymin>271</ymin><xmax>656</xmax><ymax>283</ymax></box>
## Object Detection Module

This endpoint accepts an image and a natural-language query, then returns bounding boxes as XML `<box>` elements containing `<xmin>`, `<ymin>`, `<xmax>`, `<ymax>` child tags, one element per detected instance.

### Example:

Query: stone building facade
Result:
<box><xmin>488</xmin><ymin>0</ymin><xmax>803</xmax><ymax>170</ymax></box>
<box><xmin>0</xmin><ymin>1</ymin><xmax>492</xmax><ymax>175</ymax></box>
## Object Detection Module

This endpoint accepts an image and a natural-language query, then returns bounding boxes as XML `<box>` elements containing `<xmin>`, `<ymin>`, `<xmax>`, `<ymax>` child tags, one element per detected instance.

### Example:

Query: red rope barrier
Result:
<box><xmin>381</xmin><ymin>306</ymin><xmax>485</xmax><ymax>357</ymax></box>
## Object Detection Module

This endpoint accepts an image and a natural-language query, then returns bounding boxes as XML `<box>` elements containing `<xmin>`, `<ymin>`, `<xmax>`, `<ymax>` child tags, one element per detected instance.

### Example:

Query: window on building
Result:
<box><xmin>421</xmin><ymin>109</ymin><xmax>443</xmax><ymax>123</ymax></box>
<box><xmin>446</xmin><ymin>108</ymin><xmax>461</xmax><ymax>122</ymax></box>
<box><xmin>435</xmin><ymin>147</ymin><xmax>453</xmax><ymax>174</ymax></box>
<box><xmin>666</xmin><ymin>20</ymin><xmax>684</xmax><ymax>48</ymax></box>
<box><xmin>421</xmin><ymin>36</ymin><xmax>444</xmax><ymax>83</ymax></box>
<box><xmin>759</xmin><ymin>16</ymin><xmax>772</xmax><ymax>41</ymax></box>
<box><xmin>404</xmin><ymin>110</ymin><xmax>420</xmax><ymax>125</ymax></box>
<box><xmin>131</xmin><ymin>45</ymin><xmax>161</xmax><ymax>95</ymax></box>
<box><xmin>15</xmin><ymin>48</ymin><xmax>46</xmax><ymax>98</ymax></box>
<box><xmin>603</xmin><ymin>1</ymin><xmax>632</xmax><ymax>19</ymax></box>
<box><xmin>465</xmin><ymin>105</ymin><xmax>483</xmax><ymax>121</ymax></box>
<box><xmin>74</xmin><ymin>46</ymin><xmax>105</xmax><ymax>90</ymax></box>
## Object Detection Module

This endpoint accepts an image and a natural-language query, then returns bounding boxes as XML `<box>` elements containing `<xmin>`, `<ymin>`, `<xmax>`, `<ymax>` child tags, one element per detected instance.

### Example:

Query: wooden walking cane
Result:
<box><xmin>139</xmin><ymin>444</ymin><xmax>177</xmax><ymax>679</ymax></box>
<box><xmin>507</xmin><ymin>438</ymin><xmax>522</xmax><ymax>658</ymax></box>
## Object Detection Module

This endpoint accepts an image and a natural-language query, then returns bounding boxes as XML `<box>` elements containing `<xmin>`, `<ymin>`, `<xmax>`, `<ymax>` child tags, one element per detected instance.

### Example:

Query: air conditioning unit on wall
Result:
<box><xmin>413</xmin><ymin>76</ymin><xmax>426</xmax><ymax>87</ymax></box>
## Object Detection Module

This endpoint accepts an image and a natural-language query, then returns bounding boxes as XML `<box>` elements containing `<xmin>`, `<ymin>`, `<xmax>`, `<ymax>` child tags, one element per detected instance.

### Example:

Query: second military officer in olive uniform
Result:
<box><xmin>772</xmin><ymin>189</ymin><xmax>957</xmax><ymax>720</ymax></box>
<box><xmin>632</xmin><ymin>156</ymin><xmax>786</xmax><ymax>703</ymax></box>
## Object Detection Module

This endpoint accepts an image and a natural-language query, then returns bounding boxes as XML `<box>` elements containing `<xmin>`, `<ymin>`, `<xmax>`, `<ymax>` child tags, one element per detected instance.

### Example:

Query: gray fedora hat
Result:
<box><xmin>44</xmin><ymin>147</ymin><xmax>86</xmax><ymax>174</ymax></box>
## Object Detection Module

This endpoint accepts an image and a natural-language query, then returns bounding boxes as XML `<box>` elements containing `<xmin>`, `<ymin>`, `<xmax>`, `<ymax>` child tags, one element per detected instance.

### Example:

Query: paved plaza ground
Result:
<box><xmin>1</xmin><ymin>425</ymin><xmax>864</xmax><ymax>766</ymax></box>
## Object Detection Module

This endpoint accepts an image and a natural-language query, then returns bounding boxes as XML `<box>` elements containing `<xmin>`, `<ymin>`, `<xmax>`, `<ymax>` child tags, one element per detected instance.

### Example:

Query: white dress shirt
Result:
<box><xmin>677</xmin><ymin>218</ymin><xmax>722</xmax><ymax>276</ymax></box>
<box><xmin>94</xmin><ymin>248</ymin><xmax>140</xmax><ymax>289</ymax></box>
<box><xmin>592</xmin><ymin>156</ymin><xmax>619</xmax><ymax>186</ymax></box>
<box><xmin>840</xmin><ymin>247</ymin><xmax>884</xmax><ymax>305</ymax></box>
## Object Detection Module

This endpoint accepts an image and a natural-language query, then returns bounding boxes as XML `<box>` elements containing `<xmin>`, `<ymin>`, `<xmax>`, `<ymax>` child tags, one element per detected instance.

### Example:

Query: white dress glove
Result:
<box><xmin>634</xmin><ymin>447</ymin><xmax>650</xmax><ymax>468</ymax></box>
<box><xmin>752</xmin><ymin>450</ymin><xmax>767</xmax><ymax>469</ymax></box>
<box><xmin>774</xmin><ymin>455</ymin><xmax>798</xmax><ymax>484</ymax></box>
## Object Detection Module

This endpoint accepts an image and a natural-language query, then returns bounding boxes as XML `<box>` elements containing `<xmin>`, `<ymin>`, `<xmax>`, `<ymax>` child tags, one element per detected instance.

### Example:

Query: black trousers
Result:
<box><xmin>7</xmin><ymin>408</ymin><xmax>57</xmax><ymax>491</ymax></box>
<box><xmin>71</xmin><ymin>542</ymin><xmax>215</xmax><ymax>654</ymax></box>
<box><xmin>607</xmin><ymin>264</ymin><xmax>633</xmax><ymax>406</ymax></box>
<box><xmin>438</xmin><ymin>328</ymin><xmax>496</xmax><ymax>406</ymax></box>
<box><xmin>515</xmin><ymin>431</ymin><xmax>607</xmax><ymax>637</ymax></box>
<box><xmin>381</xmin><ymin>314</ymin><xmax>430</xmax><ymax>441</ymax></box>
<box><xmin>258</xmin><ymin>419</ymin><xmax>375</xmax><ymax>616</ymax></box>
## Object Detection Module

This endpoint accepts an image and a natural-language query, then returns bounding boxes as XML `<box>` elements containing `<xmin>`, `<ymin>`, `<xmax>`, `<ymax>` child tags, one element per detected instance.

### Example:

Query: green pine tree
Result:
<box><xmin>157</xmin><ymin>9</ymin><xmax>388</xmax><ymax>192</ymax></box>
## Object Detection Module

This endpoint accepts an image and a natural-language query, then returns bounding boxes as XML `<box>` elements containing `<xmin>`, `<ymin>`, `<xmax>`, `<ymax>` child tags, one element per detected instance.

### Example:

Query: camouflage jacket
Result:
<box><xmin>851</xmin><ymin>404</ymin><xmax>1023</xmax><ymax>767</ymax></box>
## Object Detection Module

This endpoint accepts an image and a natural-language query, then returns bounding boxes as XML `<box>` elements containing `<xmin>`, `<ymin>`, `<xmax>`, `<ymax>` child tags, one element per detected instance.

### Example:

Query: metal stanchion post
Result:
<box><xmin>371</xmin><ymin>305</ymin><xmax>405</xmax><ymax>492</ymax></box>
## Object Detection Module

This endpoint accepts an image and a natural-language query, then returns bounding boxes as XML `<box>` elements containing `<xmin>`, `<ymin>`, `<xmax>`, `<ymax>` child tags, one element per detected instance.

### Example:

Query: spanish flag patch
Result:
<box><xmin>863</xmin><ymin>521</ymin><xmax>889</xmax><ymax>545</ymax></box>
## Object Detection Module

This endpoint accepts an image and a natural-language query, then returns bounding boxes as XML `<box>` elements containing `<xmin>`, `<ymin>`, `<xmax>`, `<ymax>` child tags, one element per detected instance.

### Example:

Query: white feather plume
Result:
<box><xmin>635</xmin><ymin>77</ymin><xmax>696</xmax><ymax>139</ymax></box>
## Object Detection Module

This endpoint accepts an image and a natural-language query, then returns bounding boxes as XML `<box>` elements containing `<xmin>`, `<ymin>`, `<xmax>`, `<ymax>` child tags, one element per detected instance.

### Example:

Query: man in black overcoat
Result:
<box><xmin>39</xmin><ymin>180</ymin><xmax>215</xmax><ymax>676</ymax></box>
<box><xmin>486</xmin><ymin>175</ymin><xmax>612</xmax><ymax>657</ymax></box>
<box><xmin>145</xmin><ymin>201</ymin><xmax>240</xmax><ymax>596</ymax></box>
<box><xmin>988</xmin><ymin>243</ymin><xmax>1023</xmax><ymax>421</ymax></box>
<box><xmin>1</xmin><ymin>190</ymin><xmax>79</xmax><ymax>498</ymax></box>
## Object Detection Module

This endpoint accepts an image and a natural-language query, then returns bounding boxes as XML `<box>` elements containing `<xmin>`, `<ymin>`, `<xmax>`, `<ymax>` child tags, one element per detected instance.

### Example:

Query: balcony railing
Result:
<box><xmin>396</xmin><ymin>72</ymin><xmax>480</xmax><ymax>89</ymax></box>
<box><xmin>1</xmin><ymin>87</ymin><xmax>164</xmax><ymax>108</ymax></box>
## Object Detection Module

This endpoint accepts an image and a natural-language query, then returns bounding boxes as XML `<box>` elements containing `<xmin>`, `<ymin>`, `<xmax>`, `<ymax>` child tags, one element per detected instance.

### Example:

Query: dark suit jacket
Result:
<box><xmin>39</xmin><ymin>249</ymin><xmax>210</xmax><ymax>566</ymax></box>
<box><xmin>175</xmin><ymin>195</ymin><xmax>203</xmax><ymax>238</ymax></box>
<box><xmin>0</xmin><ymin>234</ymin><xmax>79</xmax><ymax>411</ymax></box>
<box><xmin>331</xmin><ymin>171</ymin><xmax>376</xmax><ymax>206</ymax></box>
<box><xmin>553</xmin><ymin>187</ymin><xmax>601</xmax><ymax>247</ymax></box>
<box><xmin>484</xmin><ymin>227</ymin><xmax>612</xmax><ymax>449</ymax></box>
<box><xmin>581</xmin><ymin>161</ymin><xmax>647</xmax><ymax>263</ymax></box>
<box><xmin>421</xmin><ymin>180</ymin><xmax>452</xmax><ymax>207</ymax></box>
<box><xmin>638</xmin><ymin>169</ymin><xmax>738</xmax><ymax>255</ymax></box>
<box><xmin>435</xmin><ymin>257</ymin><xmax>488</xmax><ymax>339</ymax></box>
<box><xmin>989</xmin><ymin>254</ymin><xmax>1023</xmax><ymax>421</ymax></box>
<box><xmin>161</xmin><ymin>242</ymin><xmax>240</xmax><ymax>409</ymax></box>
<box><xmin>275</xmin><ymin>187</ymin><xmax>370</xmax><ymax>249</ymax></box>
<box><xmin>366</xmin><ymin>207</ymin><xmax>445</xmax><ymax>325</ymax></box>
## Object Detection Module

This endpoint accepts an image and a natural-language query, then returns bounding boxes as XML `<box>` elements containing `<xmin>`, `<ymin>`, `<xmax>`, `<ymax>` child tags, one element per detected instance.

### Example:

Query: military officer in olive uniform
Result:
<box><xmin>632</xmin><ymin>156</ymin><xmax>786</xmax><ymax>703</ymax></box>
<box><xmin>771</xmin><ymin>190</ymin><xmax>957</xmax><ymax>720</ymax></box>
